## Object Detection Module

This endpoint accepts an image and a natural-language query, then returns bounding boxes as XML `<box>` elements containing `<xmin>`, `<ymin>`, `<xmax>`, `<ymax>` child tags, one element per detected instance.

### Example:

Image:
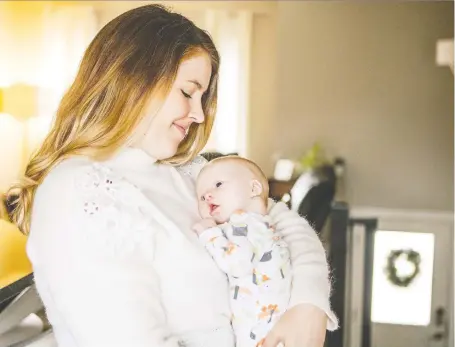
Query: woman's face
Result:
<box><xmin>133</xmin><ymin>53</ymin><xmax>212</xmax><ymax>160</ymax></box>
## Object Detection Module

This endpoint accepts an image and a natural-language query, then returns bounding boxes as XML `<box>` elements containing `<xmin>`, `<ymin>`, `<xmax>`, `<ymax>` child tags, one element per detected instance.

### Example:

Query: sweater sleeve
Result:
<box><xmin>28</xmin><ymin>161</ymin><xmax>180</xmax><ymax>347</ymax></box>
<box><xmin>268</xmin><ymin>200</ymin><xmax>339</xmax><ymax>331</ymax></box>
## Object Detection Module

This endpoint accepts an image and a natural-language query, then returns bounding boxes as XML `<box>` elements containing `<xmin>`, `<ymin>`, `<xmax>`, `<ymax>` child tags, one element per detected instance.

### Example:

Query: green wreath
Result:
<box><xmin>384</xmin><ymin>249</ymin><xmax>421</xmax><ymax>287</ymax></box>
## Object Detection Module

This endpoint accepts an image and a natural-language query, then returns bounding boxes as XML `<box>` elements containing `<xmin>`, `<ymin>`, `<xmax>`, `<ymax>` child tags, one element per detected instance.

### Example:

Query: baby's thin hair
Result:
<box><xmin>202</xmin><ymin>155</ymin><xmax>269</xmax><ymax>202</ymax></box>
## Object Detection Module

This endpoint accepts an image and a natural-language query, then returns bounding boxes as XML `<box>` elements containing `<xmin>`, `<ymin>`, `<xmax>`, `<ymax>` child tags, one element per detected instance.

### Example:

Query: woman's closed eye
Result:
<box><xmin>181</xmin><ymin>89</ymin><xmax>192</xmax><ymax>99</ymax></box>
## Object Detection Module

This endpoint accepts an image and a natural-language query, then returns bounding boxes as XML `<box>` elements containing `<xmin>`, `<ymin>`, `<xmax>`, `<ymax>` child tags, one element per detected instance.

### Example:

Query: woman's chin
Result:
<box><xmin>154</xmin><ymin>144</ymin><xmax>179</xmax><ymax>160</ymax></box>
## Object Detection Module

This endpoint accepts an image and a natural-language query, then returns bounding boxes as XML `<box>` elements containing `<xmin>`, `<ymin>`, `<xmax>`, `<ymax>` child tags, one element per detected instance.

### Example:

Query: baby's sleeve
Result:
<box><xmin>199</xmin><ymin>224</ymin><xmax>254</xmax><ymax>278</ymax></box>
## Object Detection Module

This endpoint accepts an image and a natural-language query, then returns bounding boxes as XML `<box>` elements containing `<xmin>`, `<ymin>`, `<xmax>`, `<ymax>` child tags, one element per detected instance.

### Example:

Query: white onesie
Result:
<box><xmin>198</xmin><ymin>211</ymin><xmax>292</xmax><ymax>347</ymax></box>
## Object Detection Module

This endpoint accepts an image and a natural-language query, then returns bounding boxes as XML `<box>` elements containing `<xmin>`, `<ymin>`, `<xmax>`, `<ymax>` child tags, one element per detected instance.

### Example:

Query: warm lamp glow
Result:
<box><xmin>0</xmin><ymin>2</ymin><xmax>50</xmax><ymax>86</ymax></box>
<box><xmin>0</xmin><ymin>1</ymin><xmax>96</xmax><ymax>193</ymax></box>
<box><xmin>0</xmin><ymin>84</ymin><xmax>42</xmax><ymax>191</ymax></box>
<box><xmin>0</xmin><ymin>85</ymin><xmax>38</xmax><ymax>121</ymax></box>
<box><xmin>0</xmin><ymin>113</ymin><xmax>25</xmax><ymax>191</ymax></box>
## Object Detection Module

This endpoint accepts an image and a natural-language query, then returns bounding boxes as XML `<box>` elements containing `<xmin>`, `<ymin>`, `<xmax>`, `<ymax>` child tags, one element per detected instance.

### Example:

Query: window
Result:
<box><xmin>201</xmin><ymin>10</ymin><xmax>252</xmax><ymax>156</ymax></box>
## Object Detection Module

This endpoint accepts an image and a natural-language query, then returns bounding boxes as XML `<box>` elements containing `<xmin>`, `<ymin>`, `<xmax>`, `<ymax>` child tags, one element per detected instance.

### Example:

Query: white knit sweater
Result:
<box><xmin>27</xmin><ymin>147</ymin><xmax>337</xmax><ymax>347</ymax></box>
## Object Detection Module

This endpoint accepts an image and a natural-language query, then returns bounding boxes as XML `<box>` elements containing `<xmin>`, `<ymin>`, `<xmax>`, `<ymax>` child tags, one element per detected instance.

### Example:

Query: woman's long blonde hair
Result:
<box><xmin>5</xmin><ymin>4</ymin><xmax>220</xmax><ymax>235</ymax></box>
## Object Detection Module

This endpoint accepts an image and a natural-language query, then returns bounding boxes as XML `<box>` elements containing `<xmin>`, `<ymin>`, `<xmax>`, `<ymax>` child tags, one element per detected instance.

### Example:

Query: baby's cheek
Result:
<box><xmin>198</xmin><ymin>203</ymin><xmax>208</xmax><ymax>218</ymax></box>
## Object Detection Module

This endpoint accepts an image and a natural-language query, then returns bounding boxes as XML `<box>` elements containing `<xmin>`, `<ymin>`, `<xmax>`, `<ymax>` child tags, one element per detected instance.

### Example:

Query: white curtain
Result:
<box><xmin>31</xmin><ymin>5</ymin><xmax>98</xmax><ymax>159</ymax></box>
<box><xmin>0</xmin><ymin>3</ymin><xmax>98</xmax><ymax>188</ymax></box>
<box><xmin>202</xmin><ymin>10</ymin><xmax>252</xmax><ymax>156</ymax></box>
<box><xmin>0</xmin><ymin>2</ymin><xmax>97</xmax><ymax>118</ymax></box>
<box><xmin>0</xmin><ymin>2</ymin><xmax>47</xmax><ymax>87</ymax></box>
<box><xmin>38</xmin><ymin>5</ymin><xmax>98</xmax><ymax>119</ymax></box>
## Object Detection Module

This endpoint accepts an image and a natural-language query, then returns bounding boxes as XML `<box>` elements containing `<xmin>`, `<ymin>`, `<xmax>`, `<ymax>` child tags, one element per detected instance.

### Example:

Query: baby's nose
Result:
<box><xmin>204</xmin><ymin>192</ymin><xmax>213</xmax><ymax>201</ymax></box>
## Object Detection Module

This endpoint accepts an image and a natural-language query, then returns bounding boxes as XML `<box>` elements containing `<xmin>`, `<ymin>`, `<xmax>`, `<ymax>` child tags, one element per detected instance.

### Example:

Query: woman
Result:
<box><xmin>6</xmin><ymin>4</ymin><xmax>337</xmax><ymax>347</ymax></box>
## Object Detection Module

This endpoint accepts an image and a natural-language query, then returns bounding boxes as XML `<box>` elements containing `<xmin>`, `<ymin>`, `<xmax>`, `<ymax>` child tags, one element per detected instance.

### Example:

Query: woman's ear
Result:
<box><xmin>250</xmin><ymin>179</ymin><xmax>263</xmax><ymax>198</ymax></box>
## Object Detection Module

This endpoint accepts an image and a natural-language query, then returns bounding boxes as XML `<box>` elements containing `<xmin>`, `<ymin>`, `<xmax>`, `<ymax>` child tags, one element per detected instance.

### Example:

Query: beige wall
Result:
<box><xmin>247</xmin><ymin>13</ymin><xmax>278</xmax><ymax>176</ymax></box>
<box><xmin>261</xmin><ymin>2</ymin><xmax>454</xmax><ymax>211</ymax></box>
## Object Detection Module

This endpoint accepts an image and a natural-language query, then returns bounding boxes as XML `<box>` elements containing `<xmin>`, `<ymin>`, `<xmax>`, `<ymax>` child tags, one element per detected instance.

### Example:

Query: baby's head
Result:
<box><xmin>196</xmin><ymin>156</ymin><xmax>269</xmax><ymax>224</ymax></box>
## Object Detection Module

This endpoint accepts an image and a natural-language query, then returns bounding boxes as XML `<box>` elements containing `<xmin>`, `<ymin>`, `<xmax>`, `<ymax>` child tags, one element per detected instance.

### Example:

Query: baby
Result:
<box><xmin>193</xmin><ymin>156</ymin><xmax>292</xmax><ymax>347</ymax></box>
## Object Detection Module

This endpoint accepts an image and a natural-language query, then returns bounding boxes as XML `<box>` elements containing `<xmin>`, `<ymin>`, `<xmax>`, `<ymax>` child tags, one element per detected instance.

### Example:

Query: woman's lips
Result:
<box><xmin>173</xmin><ymin>124</ymin><xmax>187</xmax><ymax>138</ymax></box>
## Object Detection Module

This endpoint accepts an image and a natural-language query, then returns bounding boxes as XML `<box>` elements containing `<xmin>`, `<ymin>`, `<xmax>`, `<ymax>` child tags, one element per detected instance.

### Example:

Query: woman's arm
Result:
<box><xmin>28</xmin><ymin>161</ymin><xmax>179</xmax><ymax>347</ymax></box>
<box><xmin>268</xmin><ymin>200</ymin><xmax>338</xmax><ymax>330</ymax></box>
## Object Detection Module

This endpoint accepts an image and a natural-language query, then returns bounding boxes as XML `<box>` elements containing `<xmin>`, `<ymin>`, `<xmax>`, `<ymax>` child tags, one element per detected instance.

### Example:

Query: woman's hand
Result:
<box><xmin>263</xmin><ymin>303</ymin><xmax>328</xmax><ymax>347</ymax></box>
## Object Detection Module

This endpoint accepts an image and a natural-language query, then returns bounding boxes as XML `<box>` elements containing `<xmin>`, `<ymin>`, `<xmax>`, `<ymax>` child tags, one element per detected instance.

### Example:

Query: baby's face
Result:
<box><xmin>196</xmin><ymin>161</ymin><xmax>254</xmax><ymax>224</ymax></box>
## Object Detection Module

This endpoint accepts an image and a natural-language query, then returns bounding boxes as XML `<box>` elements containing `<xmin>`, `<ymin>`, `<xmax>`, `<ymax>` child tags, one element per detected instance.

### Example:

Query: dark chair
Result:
<box><xmin>297</xmin><ymin>180</ymin><xmax>336</xmax><ymax>233</ymax></box>
<box><xmin>292</xmin><ymin>165</ymin><xmax>337</xmax><ymax>234</ymax></box>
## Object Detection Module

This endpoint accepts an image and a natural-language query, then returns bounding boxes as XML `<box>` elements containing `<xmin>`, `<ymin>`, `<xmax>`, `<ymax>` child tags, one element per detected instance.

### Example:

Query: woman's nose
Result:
<box><xmin>190</xmin><ymin>102</ymin><xmax>205</xmax><ymax>124</ymax></box>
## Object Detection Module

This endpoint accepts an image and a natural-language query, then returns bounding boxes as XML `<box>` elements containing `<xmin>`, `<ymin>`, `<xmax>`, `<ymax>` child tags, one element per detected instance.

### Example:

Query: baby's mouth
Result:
<box><xmin>209</xmin><ymin>204</ymin><xmax>220</xmax><ymax>215</ymax></box>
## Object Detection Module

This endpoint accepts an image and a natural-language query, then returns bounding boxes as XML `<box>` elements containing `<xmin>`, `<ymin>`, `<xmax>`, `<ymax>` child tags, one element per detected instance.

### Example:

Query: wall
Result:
<box><xmin>95</xmin><ymin>1</ymin><xmax>453</xmax><ymax>212</ymax></box>
<box><xmin>272</xmin><ymin>1</ymin><xmax>454</xmax><ymax>211</ymax></box>
<box><xmin>247</xmin><ymin>12</ymin><xmax>278</xmax><ymax>175</ymax></box>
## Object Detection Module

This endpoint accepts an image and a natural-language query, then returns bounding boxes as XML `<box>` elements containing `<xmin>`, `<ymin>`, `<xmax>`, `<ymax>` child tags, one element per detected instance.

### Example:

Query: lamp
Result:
<box><xmin>0</xmin><ymin>84</ymin><xmax>39</xmax><ymax>191</ymax></box>
<box><xmin>0</xmin><ymin>113</ymin><xmax>24</xmax><ymax>192</ymax></box>
<box><xmin>0</xmin><ymin>84</ymin><xmax>38</xmax><ymax>121</ymax></box>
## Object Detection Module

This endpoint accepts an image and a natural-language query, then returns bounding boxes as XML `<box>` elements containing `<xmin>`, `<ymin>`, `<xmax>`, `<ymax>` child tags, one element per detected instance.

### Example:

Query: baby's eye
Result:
<box><xmin>215</xmin><ymin>182</ymin><xmax>223</xmax><ymax>188</ymax></box>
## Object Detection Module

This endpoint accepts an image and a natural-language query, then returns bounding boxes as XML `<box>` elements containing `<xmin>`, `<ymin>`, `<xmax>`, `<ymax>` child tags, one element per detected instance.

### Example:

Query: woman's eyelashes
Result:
<box><xmin>181</xmin><ymin>89</ymin><xmax>192</xmax><ymax>99</ymax></box>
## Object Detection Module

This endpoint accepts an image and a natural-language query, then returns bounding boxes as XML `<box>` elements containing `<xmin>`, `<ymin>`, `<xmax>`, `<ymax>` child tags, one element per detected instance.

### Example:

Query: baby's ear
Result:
<box><xmin>250</xmin><ymin>179</ymin><xmax>263</xmax><ymax>198</ymax></box>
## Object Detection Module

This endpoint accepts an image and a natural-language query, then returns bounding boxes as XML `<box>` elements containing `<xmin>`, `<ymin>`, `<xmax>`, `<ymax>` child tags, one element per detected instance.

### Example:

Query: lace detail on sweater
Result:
<box><xmin>177</xmin><ymin>155</ymin><xmax>207</xmax><ymax>179</ymax></box>
<box><xmin>74</xmin><ymin>163</ymin><xmax>155</xmax><ymax>257</ymax></box>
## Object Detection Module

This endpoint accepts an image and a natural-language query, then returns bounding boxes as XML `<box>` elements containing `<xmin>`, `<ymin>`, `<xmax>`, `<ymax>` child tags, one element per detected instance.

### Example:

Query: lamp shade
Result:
<box><xmin>0</xmin><ymin>113</ymin><xmax>25</xmax><ymax>191</ymax></box>
<box><xmin>0</xmin><ymin>84</ymin><xmax>38</xmax><ymax>121</ymax></box>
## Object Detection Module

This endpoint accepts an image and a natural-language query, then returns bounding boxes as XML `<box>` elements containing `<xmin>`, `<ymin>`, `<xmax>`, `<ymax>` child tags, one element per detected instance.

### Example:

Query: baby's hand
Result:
<box><xmin>193</xmin><ymin>218</ymin><xmax>217</xmax><ymax>235</ymax></box>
